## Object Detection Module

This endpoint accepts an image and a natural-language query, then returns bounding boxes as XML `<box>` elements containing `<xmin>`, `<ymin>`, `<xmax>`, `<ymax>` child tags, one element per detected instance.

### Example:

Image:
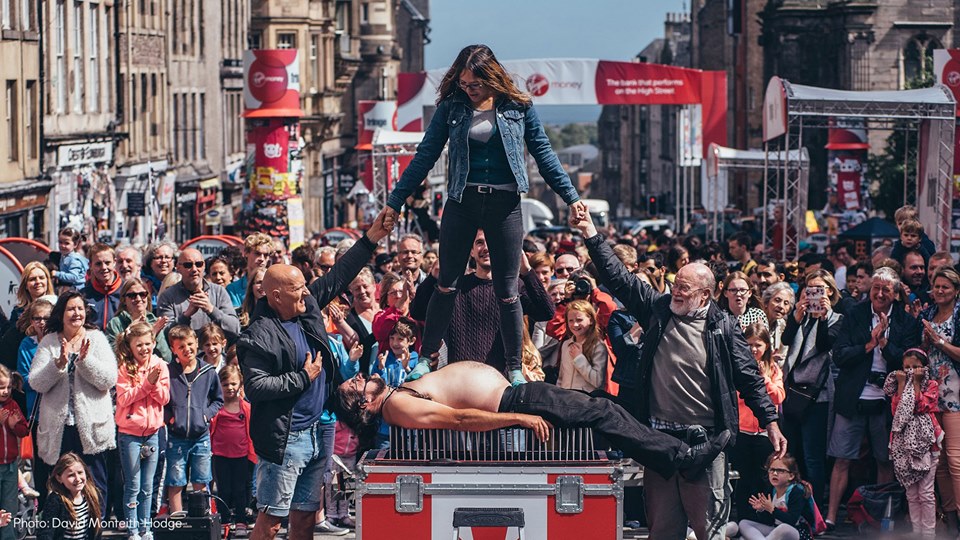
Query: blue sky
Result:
<box><xmin>423</xmin><ymin>0</ymin><xmax>688</xmax><ymax>123</ymax></box>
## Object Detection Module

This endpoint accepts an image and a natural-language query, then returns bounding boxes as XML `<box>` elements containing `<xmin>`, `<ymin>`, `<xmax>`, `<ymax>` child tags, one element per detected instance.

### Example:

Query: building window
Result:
<box><xmin>360</xmin><ymin>2</ymin><xmax>368</xmax><ymax>24</ymax></box>
<box><xmin>87</xmin><ymin>3</ymin><xmax>99</xmax><ymax>112</ymax></box>
<box><xmin>20</xmin><ymin>0</ymin><xmax>33</xmax><ymax>30</ymax></box>
<box><xmin>310</xmin><ymin>35</ymin><xmax>318</xmax><ymax>87</ymax></box>
<box><xmin>249</xmin><ymin>30</ymin><xmax>261</xmax><ymax>50</ymax></box>
<box><xmin>277</xmin><ymin>32</ymin><xmax>295</xmax><ymax>50</ymax></box>
<box><xmin>172</xmin><ymin>93</ymin><xmax>179</xmax><ymax>160</ymax></box>
<box><xmin>1</xmin><ymin>0</ymin><xmax>10</xmax><ymax>30</ymax></box>
<box><xmin>198</xmin><ymin>92</ymin><xmax>205</xmax><ymax>159</ymax></box>
<box><xmin>71</xmin><ymin>1</ymin><xmax>83</xmax><ymax>113</ymax></box>
<box><xmin>903</xmin><ymin>34</ymin><xmax>941</xmax><ymax>86</ymax></box>
<box><xmin>55</xmin><ymin>0</ymin><xmax>66</xmax><ymax>113</ymax></box>
<box><xmin>6</xmin><ymin>81</ymin><xmax>17</xmax><ymax>161</ymax></box>
<box><xmin>26</xmin><ymin>80</ymin><xmax>35</xmax><ymax>159</ymax></box>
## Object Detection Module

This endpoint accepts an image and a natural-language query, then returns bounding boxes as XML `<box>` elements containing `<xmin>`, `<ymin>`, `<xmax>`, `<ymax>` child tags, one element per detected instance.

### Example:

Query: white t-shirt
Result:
<box><xmin>860</xmin><ymin>306</ymin><xmax>892</xmax><ymax>400</ymax></box>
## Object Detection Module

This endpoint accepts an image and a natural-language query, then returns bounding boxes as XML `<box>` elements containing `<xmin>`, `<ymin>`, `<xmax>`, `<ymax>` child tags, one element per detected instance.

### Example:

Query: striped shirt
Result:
<box><xmin>63</xmin><ymin>496</ymin><xmax>89</xmax><ymax>540</ymax></box>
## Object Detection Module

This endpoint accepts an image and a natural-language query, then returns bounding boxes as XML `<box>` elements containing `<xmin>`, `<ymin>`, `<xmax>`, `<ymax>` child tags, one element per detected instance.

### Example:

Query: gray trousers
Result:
<box><xmin>645</xmin><ymin>451</ymin><xmax>731</xmax><ymax>540</ymax></box>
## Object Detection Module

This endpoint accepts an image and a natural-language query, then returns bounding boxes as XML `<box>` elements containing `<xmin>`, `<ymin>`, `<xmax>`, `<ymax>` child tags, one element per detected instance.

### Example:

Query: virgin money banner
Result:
<box><xmin>400</xmin><ymin>58</ymin><xmax>724</xmax><ymax>152</ymax></box>
<box><xmin>243</xmin><ymin>50</ymin><xmax>303</xmax><ymax>118</ymax></box>
<box><xmin>357</xmin><ymin>100</ymin><xmax>398</xmax><ymax>150</ymax></box>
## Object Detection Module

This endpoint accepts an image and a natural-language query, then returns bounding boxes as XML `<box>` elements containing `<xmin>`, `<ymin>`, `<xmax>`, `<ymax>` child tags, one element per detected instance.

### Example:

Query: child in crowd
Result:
<box><xmin>738</xmin><ymin>453</ymin><xmax>815</xmax><ymax>540</ymax></box>
<box><xmin>210</xmin><ymin>365</ymin><xmax>254</xmax><ymax>531</ymax></box>
<box><xmin>883</xmin><ymin>348</ymin><xmax>941</xmax><ymax>539</ymax></box>
<box><xmin>37</xmin><ymin>453</ymin><xmax>102</xmax><ymax>540</ymax></box>
<box><xmin>198</xmin><ymin>324</ymin><xmax>227</xmax><ymax>372</ymax></box>
<box><xmin>53</xmin><ymin>228</ymin><xmax>88</xmax><ymax>290</ymax></box>
<box><xmin>730</xmin><ymin>324</ymin><xmax>785</xmax><ymax>525</ymax></box>
<box><xmin>891</xmin><ymin>205</ymin><xmax>935</xmax><ymax>263</ymax></box>
<box><xmin>0</xmin><ymin>365</ymin><xmax>28</xmax><ymax>540</ymax></box>
<box><xmin>371</xmin><ymin>318</ymin><xmax>420</xmax><ymax>448</ymax></box>
<box><xmin>164</xmin><ymin>325</ymin><xmax>223</xmax><ymax>514</ymax></box>
<box><xmin>891</xmin><ymin>218</ymin><xmax>932</xmax><ymax>264</ymax></box>
<box><xmin>114</xmin><ymin>322</ymin><xmax>170</xmax><ymax>540</ymax></box>
<box><xmin>556</xmin><ymin>299</ymin><xmax>606</xmax><ymax>393</ymax></box>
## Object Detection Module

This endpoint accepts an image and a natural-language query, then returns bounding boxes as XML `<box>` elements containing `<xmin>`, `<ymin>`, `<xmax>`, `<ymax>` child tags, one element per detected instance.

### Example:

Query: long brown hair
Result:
<box><xmin>48</xmin><ymin>452</ymin><xmax>102</xmax><ymax>534</ymax></box>
<box><xmin>115</xmin><ymin>322</ymin><xmax>155</xmax><ymax>384</ymax></box>
<box><xmin>436</xmin><ymin>45</ymin><xmax>532</xmax><ymax>107</ymax></box>
<box><xmin>743</xmin><ymin>323</ymin><xmax>776</xmax><ymax>378</ymax></box>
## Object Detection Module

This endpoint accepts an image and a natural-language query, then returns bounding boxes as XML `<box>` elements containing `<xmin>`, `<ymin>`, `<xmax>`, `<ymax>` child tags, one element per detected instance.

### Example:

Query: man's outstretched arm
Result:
<box><xmin>382</xmin><ymin>393</ymin><xmax>552</xmax><ymax>441</ymax></box>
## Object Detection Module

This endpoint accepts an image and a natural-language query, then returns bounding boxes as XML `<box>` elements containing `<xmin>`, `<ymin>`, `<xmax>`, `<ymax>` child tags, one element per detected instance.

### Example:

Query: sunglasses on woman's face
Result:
<box><xmin>125</xmin><ymin>291</ymin><xmax>149</xmax><ymax>300</ymax></box>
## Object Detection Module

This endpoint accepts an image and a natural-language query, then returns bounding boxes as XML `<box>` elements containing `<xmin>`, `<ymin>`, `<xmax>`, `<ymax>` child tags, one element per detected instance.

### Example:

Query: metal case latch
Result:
<box><xmin>395</xmin><ymin>475</ymin><xmax>424</xmax><ymax>513</ymax></box>
<box><xmin>555</xmin><ymin>476</ymin><xmax>584</xmax><ymax>514</ymax></box>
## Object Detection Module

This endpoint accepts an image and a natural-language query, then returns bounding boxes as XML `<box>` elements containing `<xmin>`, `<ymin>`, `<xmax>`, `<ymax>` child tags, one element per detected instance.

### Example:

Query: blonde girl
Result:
<box><xmin>557</xmin><ymin>300</ymin><xmax>606</xmax><ymax>392</ymax></box>
<box><xmin>114</xmin><ymin>322</ymin><xmax>170</xmax><ymax>540</ymax></box>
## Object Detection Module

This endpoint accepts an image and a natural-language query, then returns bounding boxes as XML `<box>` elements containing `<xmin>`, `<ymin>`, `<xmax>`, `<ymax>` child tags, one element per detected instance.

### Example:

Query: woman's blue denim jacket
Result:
<box><xmin>385</xmin><ymin>95</ymin><xmax>580</xmax><ymax>211</ymax></box>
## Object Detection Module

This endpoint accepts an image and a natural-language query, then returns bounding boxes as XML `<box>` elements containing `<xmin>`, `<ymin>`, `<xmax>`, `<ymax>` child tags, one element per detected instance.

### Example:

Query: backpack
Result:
<box><xmin>785</xmin><ymin>483</ymin><xmax>827</xmax><ymax>535</ymax></box>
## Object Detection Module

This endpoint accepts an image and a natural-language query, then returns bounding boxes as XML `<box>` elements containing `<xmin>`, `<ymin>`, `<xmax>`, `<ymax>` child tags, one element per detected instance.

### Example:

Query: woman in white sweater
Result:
<box><xmin>30</xmin><ymin>291</ymin><xmax>117</xmax><ymax>506</ymax></box>
<box><xmin>557</xmin><ymin>299</ymin><xmax>607</xmax><ymax>392</ymax></box>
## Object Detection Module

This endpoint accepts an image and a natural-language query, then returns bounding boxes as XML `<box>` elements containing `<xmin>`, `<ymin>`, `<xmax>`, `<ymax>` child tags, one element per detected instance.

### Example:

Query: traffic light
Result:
<box><xmin>648</xmin><ymin>196</ymin><xmax>658</xmax><ymax>215</ymax></box>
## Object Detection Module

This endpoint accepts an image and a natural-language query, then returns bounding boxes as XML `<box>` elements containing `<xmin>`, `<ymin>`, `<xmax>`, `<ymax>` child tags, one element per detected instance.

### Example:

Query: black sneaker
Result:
<box><xmin>676</xmin><ymin>429</ymin><xmax>732</xmax><ymax>479</ymax></box>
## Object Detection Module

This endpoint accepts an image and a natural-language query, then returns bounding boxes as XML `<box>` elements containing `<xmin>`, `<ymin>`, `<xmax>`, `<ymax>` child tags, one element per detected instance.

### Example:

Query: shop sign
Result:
<box><xmin>56</xmin><ymin>142</ymin><xmax>113</xmax><ymax>167</ymax></box>
<box><xmin>0</xmin><ymin>193</ymin><xmax>47</xmax><ymax>214</ymax></box>
<box><xmin>127</xmin><ymin>192</ymin><xmax>146</xmax><ymax>217</ymax></box>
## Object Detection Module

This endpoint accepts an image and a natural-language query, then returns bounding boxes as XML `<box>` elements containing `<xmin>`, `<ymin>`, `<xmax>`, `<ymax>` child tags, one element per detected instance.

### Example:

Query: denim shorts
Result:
<box><xmin>256</xmin><ymin>421</ymin><xmax>335</xmax><ymax>517</ymax></box>
<box><xmin>165</xmin><ymin>432</ymin><xmax>213</xmax><ymax>486</ymax></box>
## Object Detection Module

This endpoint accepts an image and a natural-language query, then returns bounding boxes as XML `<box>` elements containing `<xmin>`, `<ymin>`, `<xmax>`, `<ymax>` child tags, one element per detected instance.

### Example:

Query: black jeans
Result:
<box><xmin>422</xmin><ymin>187</ymin><xmax>524</xmax><ymax>371</ymax></box>
<box><xmin>498</xmin><ymin>383</ymin><xmax>685</xmax><ymax>477</ymax></box>
<box><xmin>729</xmin><ymin>432</ymin><xmax>774</xmax><ymax>522</ymax></box>
<box><xmin>213</xmin><ymin>456</ymin><xmax>251</xmax><ymax>524</ymax></box>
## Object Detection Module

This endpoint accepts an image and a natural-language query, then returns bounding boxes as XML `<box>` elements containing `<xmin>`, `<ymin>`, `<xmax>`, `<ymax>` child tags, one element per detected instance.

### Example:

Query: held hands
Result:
<box><xmin>303</xmin><ymin>351</ymin><xmax>323</xmax><ymax>381</ymax></box>
<box><xmin>366</xmin><ymin>207</ymin><xmax>396</xmax><ymax>243</ymax></box>
<box><xmin>567</xmin><ymin>201</ymin><xmax>588</xmax><ymax>226</ymax></box>
<box><xmin>569</xmin><ymin>207</ymin><xmax>598</xmax><ymax>238</ymax></box>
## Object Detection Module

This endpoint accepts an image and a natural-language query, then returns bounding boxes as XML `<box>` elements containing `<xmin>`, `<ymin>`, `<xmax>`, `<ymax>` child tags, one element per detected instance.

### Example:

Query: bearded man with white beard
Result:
<box><xmin>572</xmin><ymin>213</ymin><xmax>788</xmax><ymax>540</ymax></box>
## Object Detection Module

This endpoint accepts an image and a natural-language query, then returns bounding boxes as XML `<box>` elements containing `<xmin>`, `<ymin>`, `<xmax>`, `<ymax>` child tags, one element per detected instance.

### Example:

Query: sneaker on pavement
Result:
<box><xmin>314</xmin><ymin>520</ymin><xmax>349</xmax><ymax>536</ymax></box>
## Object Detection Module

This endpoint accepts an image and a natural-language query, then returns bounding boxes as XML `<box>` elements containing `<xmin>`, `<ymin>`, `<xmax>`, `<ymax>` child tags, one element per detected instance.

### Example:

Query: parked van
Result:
<box><xmin>521</xmin><ymin>198</ymin><xmax>555</xmax><ymax>233</ymax></box>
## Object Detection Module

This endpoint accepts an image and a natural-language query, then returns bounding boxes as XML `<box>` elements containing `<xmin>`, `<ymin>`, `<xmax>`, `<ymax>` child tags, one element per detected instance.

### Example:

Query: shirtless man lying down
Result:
<box><xmin>336</xmin><ymin>361</ymin><xmax>730</xmax><ymax>478</ymax></box>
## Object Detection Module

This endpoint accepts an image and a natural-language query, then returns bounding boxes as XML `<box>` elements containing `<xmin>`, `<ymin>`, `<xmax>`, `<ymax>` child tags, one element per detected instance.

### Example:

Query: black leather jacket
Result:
<box><xmin>237</xmin><ymin>235</ymin><xmax>376</xmax><ymax>464</ymax></box>
<box><xmin>584</xmin><ymin>234</ymin><xmax>777</xmax><ymax>445</ymax></box>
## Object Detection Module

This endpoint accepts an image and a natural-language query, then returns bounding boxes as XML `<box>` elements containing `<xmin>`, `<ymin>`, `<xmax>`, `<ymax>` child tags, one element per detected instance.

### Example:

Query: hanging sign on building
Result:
<box><xmin>243</xmin><ymin>50</ymin><xmax>303</xmax><ymax>118</ymax></box>
<box><xmin>57</xmin><ymin>142</ymin><xmax>113</xmax><ymax>168</ymax></box>
<box><xmin>127</xmin><ymin>192</ymin><xmax>146</xmax><ymax>216</ymax></box>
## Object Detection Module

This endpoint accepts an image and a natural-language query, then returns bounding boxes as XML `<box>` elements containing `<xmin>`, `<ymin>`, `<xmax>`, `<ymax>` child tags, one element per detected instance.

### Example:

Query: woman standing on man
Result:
<box><xmin>382</xmin><ymin>44</ymin><xmax>586</xmax><ymax>385</ymax></box>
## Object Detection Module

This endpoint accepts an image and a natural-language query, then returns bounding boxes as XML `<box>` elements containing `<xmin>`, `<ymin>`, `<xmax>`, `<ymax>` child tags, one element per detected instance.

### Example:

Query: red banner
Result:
<box><xmin>594</xmin><ymin>60</ymin><xmax>702</xmax><ymax>105</ymax></box>
<box><xmin>243</xmin><ymin>50</ymin><xmax>303</xmax><ymax>118</ymax></box>
<box><xmin>249</xmin><ymin>119</ymin><xmax>291</xmax><ymax>173</ymax></box>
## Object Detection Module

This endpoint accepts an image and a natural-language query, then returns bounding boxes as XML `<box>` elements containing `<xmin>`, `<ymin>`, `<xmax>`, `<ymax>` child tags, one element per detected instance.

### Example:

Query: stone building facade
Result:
<box><xmin>596</xmin><ymin>13</ymin><xmax>690</xmax><ymax>220</ymax></box>
<box><xmin>0</xmin><ymin>0</ymin><xmax>44</xmax><ymax>237</ymax></box>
